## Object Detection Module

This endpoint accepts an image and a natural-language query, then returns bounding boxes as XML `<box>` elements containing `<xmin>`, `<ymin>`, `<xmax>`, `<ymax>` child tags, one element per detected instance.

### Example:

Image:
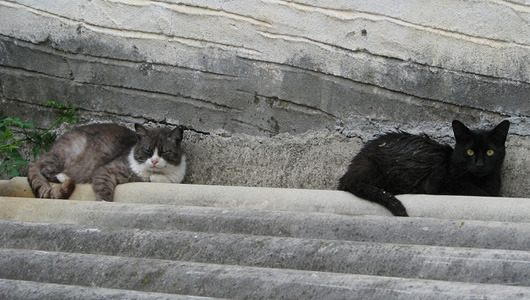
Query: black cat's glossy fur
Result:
<box><xmin>338</xmin><ymin>120</ymin><xmax>510</xmax><ymax>217</ymax></box>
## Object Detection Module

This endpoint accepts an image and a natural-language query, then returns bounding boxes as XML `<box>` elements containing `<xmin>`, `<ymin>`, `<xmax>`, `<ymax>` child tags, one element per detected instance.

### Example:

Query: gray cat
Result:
<box><xmin>28</xmin><ymin>123</ymin><xmax>186</xmax><ymax>201</ymax></box>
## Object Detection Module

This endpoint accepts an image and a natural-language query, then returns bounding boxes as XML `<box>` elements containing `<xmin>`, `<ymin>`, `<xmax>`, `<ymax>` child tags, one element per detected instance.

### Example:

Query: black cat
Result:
<box><xmin>338</xmin><ymin>120</ymin><xmax>510</xmax><ymax>217</ymax></box>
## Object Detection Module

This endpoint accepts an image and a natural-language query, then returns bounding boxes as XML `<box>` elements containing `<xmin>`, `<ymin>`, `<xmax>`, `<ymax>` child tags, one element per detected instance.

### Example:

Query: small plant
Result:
<box><xmin>0</xmin><ymin>101</ymin><xmax>77</xmax><ymax>178</ymax></box>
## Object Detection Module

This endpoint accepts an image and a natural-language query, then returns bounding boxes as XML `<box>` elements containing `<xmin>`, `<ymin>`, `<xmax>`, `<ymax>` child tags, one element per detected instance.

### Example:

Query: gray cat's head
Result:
<box><xmin>132</xmin><ymin>124</ymin><xmax>184</xmax><ymax>170</ymax></box>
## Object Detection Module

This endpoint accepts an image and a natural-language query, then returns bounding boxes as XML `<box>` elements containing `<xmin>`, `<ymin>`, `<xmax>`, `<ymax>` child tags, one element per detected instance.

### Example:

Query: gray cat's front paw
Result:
<box><xmin>55</xmin><ymin>173</ymin><xmax>70</xmax><ymax>183</ymax></box>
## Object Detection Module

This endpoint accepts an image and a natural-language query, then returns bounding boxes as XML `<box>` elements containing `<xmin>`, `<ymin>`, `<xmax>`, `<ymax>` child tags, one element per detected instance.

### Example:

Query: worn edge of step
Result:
<box><xmin>1</xmin><ymin>220</ymin><xmax>529</xmax><ymax>286</ymax></box>
<box><xmin>1</xmin><ymin>197</ymin><xmax>529</xmax><ymax>250</ymax></box>
<box><xmin>1</xmin><ymin>178</ymin><xmax>530</xmax><ymax>222</ymax></box>
<box><xmin>0</xmin><ymin>248</ymin><xmax>529</xmax><ymax>300</ymax></box>
<box><xmin>0</xmin><ymin>278</ymin><xmax>217</xmax><ymax>300</ymax></box>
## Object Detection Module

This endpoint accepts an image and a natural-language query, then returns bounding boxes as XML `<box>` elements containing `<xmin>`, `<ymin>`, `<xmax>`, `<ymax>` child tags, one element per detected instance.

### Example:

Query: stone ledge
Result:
<box><xmin>0</xmin><ymin>198</ymin><xmax>528</xmax><ymax>250</ymax></box>
<box><xmin>1</xmin><ymin>249</ymin><xmax>529</xmax><ymax>299</ymax></box>
<box><xmin>0</xmin><ymin>279</ymin><xmax>210</xmax><ymax>300</ymax></box>
<box><xmin>1</xmin><ymin>177</ymin><xmax>530</xmax><ymax>222</ymax></box>
<box><xmin>1</xmin><ymin>220</ymin><xmax>529</xmax><ymax>286</ymax></box>
<box><xmin>1</xmin><ymin>178</ymin><xmax>529</xmax><ymax>299</ymax></box>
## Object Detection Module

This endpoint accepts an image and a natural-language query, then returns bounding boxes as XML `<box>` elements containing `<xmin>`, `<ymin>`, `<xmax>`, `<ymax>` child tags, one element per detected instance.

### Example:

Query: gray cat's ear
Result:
<box><xmin>452</xmin><ymin>120</ymin><xmax>472</xmax><ymax>143</ymax></box>
<box><xmin>134</xmin><ymin>123</ymin><xmax>148</xmax><ymax>137</ymax></box>
<box><xmin>490</xmin><ymin>120</ymin><xmax>510</xmax><ymax>144</ymax></box>
<box><xmin>169</xmin><ymin>127</ymin><xmax>183</xmax><ymax>141</ymax></box>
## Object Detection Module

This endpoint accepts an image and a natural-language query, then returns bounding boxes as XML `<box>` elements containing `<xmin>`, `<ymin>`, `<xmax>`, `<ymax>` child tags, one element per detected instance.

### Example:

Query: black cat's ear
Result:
<box><xmin>452</xmin><ymin>120</ymin><xmax>472</xmax><ymax>143</ymax></box>
<box><xmin>169</xmin><ymin>126</ymin><xmax>183</xmax><ymax>142</ymax></box>
<box><xmin>134</xmin><ymin>123</ymin><xmax>148</xmax><ymax>137</ymax></box>
<box><xmin>490</xmin><ymin>120</ymin><xmax>510</xmax><ymax>144</ymax></box>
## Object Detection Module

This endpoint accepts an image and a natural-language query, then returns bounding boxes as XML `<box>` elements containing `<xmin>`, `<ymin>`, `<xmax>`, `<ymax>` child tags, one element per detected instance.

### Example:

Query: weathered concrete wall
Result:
<box><xmin>0</xmin><ymin>1</ymin><xmax>529</xmax><ymax>196</ymax></box>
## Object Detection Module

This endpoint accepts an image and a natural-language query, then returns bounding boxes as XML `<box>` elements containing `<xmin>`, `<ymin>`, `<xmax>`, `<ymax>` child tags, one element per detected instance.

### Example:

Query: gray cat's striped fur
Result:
<box><xmin>28</xmin><ymin>123</ymin><xmax>185</xmax><ymax>201</ymax></box>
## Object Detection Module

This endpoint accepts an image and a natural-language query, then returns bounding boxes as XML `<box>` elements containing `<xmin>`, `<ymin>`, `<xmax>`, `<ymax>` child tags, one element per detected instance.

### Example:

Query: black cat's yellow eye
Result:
<box><xmin>466</xmin><ymin>149</ymin><xmax>475</xmax><ymax>156</ymax></box>
<box><xmin>486</xmin><ymin>149</ymin><xmax>495</xmax><ymax>156</ymax></box>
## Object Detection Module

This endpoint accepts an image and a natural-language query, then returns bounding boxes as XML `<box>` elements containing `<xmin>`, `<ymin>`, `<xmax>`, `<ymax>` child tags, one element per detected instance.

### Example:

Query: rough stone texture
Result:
<box><xmin>2</xmin><ymin>196</ymin><xmax>530</xmax><ymax>251</ymax></box>
<box><xmin>3</xmin><ymin>178</ymin><xmax>530</xmax><ymax>222</ymax></box>
<box><xmin>182</xmin><ymin>130</ymin><xmax>361</xmax><ymax>189</ymax></box>
<box><xmin>0</xmin><ymin>279</ymin><xmax>207</xmax><ymax>300</ymax></box>
<box><xmin>1</xmin><ymin>194</ymin><xmax>530</xmax><ymax>299</ymax></box>
<box><xmin>0</xmin><ymin>1</ymin><xmax>529</xmax><ymax>196</ymax></box>
<box><xmin>3</xmin><ymin>248</ymin><xmax>529</xmax><ymax>300</ymax></box>
<box><xmin>2</xmin><ymin>221</ymin><xmax>530</xmax><ymax>286</ymax></box>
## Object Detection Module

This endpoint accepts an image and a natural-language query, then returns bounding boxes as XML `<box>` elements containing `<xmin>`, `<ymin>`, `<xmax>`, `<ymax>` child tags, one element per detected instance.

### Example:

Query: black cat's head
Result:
<box><xmin>451</xmin><ymin>120</ymin><xmax>510</xmax><ymax>177</ymax></box>
<box><xmin>133</xmin><ymin>124</ymin><xmax>184</xmax><ymax>169</ymax></box>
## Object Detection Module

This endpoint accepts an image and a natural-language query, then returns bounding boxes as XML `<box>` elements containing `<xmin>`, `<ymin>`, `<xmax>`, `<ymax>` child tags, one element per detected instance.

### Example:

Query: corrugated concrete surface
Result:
<box><xmin>0</xmin><ymin>179</ymin><xmax>529</xmax><ymax>299</ymax></box>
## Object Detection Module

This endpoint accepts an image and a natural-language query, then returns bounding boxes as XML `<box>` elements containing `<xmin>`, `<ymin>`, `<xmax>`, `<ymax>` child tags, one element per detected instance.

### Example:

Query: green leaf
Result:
<box><xmin>0</xmin><ymin>130</ymin><xmax>14</xmax><ymax>140</ymax></box>
<box><xmin>42</xmin><ymin>133</ymin><xmax>57</xmax><ymax>151</ymax></box>
<box><xmin>0</xmin><ymin>101</ymin><xmax>77</xmax><ymax>178</ymax></box>
<box><xmin>10</xmin><ymin>149</ymin><xmax>23</xmax><ymax>160</ymax></box>
<box><xmin>0</xmin><ymin>159</ymin><xmax>8</xmax><ymax>173</ymax></box>
<box><xmin>0</xmin><ymin>117</ymin><xmax>16</xmax><ymax>126</ymax></box>
<box><xmin>8</xmin><ymin>117</ymin><xmax>23</xmax><ymax>128</ymax></box>
<box><xmin>32</xmin><ymin>145</ymin><xmax>42</xmax><ymax>158</ymax></box>
<box><xmin>0</xmin><ymin>117</ymin><xmax>34</xmax><ymax>131</ymax></box>
<box><xmin>9</xmin><ymin>166</ymin><xmax>19</xmax><ymax>178</ymax></box>
<box><xmin>3</xmin><ymin>143</ymin><xmax>20</xmax><ymax>152</ymax></box>
<box><xmin>45</xmin><ymin>101</ymin><xmax>62</xmax><ymax>108</ymax></box>
<box><xmin>14</xmin><ymin>159</ymin><xmax>29</xmax><ymax>167</ymax></box>
<box><xmin>21</xmin><ymin>122</ymin><xmax>35</xmax><ymax>130</ymax></box>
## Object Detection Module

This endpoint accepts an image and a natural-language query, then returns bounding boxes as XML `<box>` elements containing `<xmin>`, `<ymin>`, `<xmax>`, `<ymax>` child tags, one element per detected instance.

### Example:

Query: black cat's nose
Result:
<box><xmin>475</xmin><ymin>157</ymin><xmax>485</xmax><ymax>167</ymax></box>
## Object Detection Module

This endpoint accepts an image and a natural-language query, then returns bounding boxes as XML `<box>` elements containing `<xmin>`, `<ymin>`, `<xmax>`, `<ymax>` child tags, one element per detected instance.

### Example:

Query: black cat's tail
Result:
<box><xmin>338</xmin><ymin>176</ymin><xmax>409</xmax><ymax>217</ymax></box>
<box><xmin>27</xmin><ymin>163</ymin><xmax>76</xmax><ymax>199</ymax></box>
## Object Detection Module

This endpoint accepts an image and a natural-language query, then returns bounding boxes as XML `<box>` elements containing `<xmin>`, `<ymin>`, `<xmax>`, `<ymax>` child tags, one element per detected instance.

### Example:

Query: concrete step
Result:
<box><xmin>1</xmin><ymin>178</ymin><xmax>530</xmax><ymax>299</ymax></box>
<box><xmin>0</xmin><ymin>198</ymin><xmax>529</xmax><ymax>251</ymax></box>
<box><xmin>0</xmin><ymin>279</ymin><xmax>215</xmax><ymax>300</ymax></box>
<box><xmin>1</xmin><ymin>248</ymin><xmax>529</xmax><ymax>300</ymax></box>
<box><xmin>2</xmin><ymin>177</ymin><xmax>530</xmax><ymax>221</ymax></box>
<box><xmin>1</xmin><ymin>220</ymin><xmax>529</xmax><ymax>286</ymax></box>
